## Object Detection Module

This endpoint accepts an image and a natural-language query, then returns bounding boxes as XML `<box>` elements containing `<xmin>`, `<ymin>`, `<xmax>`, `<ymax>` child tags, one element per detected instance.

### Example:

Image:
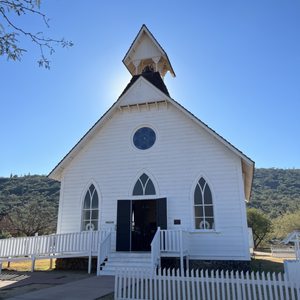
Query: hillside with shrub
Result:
<box><xmin>250</xmin><ymin>168</ymin><xmax>300</xmax><ymax>218</ymax></box>
<box><xmin>0</xmin><ymin>175</ymin><xmax>60</xmax><ymax>236</ymax></box>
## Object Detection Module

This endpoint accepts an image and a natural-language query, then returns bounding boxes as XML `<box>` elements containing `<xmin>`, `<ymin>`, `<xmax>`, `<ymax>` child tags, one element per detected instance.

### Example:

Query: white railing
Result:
<box><xmin>151</xmin><ymin>227</ymin><xmax>161</xmax><ymax>270</ymax></box>
<box><xmin>160</xmin><ymin>229</ymin><xmax>180</xmax><ymax>252</ymax></box>
<box><xmin>97</xmin><ymin>232</ymin><xmax>112</xmax><ymax>276</ymax></box>
<box><xmin>160</xmin><ymin>229</ymin><xmax>189</xmax><ymax>272</ymax></box>
<box><xmin>115</xmin><ymin>268</ymin><xmax>300</xmax><ymax>300</ymax></box>
<box><xmin>0</xmin><ymin>230</ymin><xmax>110</xmax><ymax>258</ymax></box>
<box><xmin>295</xmin><ymin>240</ymin><xmax>300</xmax><ymax>260</ymax></box>
<box><xmin>160</xmin><ymin>229</ymin><xmax>189</xmax><ymax>254</ymax></box>
<box><xmin>181</xmin><ymin>230</ymin><xmax>189</xmax><ymax>254</ymax></box>
<box><xmin>0</xmin><ymin>230</ymin><xmax>111</xmax><ymax>274</ymax></box>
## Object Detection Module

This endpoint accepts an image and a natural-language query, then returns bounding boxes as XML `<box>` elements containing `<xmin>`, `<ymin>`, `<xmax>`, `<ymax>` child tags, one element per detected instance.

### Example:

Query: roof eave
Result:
<box><xmin>48</xmin><ymin>99</ymin><xmax>120</xmax><ymax>181</ymax></box>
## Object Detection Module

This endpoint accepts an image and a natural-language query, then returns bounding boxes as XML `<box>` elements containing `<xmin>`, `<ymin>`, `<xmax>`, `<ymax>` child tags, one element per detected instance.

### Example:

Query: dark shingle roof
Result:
<box><xmin>119</xmin><ymin>71</ymin><xmax>170</xmax><ymax>98</ymax></box>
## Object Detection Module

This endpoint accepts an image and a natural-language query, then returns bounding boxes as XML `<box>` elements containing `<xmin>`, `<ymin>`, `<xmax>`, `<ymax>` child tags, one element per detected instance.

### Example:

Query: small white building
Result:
<box><xmin>49</xmin><ymin>25</ymin><xmax>254</xmax><ymax>269</ymax></box>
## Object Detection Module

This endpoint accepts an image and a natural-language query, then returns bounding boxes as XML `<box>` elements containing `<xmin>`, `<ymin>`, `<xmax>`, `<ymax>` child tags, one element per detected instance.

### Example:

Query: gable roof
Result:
<box><xmin>48</xmin><ymin>74</ymin><xmax>254</xmax><ymax>200</ymax></box>
<box><xmin>123</xmin><ymin>24</ymin><xmax>176</xmax><ymax>78</ymax></box>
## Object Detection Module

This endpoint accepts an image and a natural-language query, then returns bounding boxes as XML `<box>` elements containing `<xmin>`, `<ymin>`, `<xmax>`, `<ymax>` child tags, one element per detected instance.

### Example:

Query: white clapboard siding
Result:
<box><xmin>58</xmin><ymin>97</ymin><xmax>249</xmax><ymax>260</ymax></box>
<box><xmin>115</xmin><ymin>268</ymin><xmax>300</xmax><ymax>300</ymax></box>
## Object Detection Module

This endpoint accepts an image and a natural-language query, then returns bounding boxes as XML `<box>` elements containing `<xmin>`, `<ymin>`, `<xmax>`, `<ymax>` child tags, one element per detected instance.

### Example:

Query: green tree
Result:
<box><xmin>250</xmin><ymin>168</ymin><xmax>300</xmax><ymax>218</ymax></box>
<box><xmin>272</xmin><ymin>210</ymin><xmax>300</xmax><ymax>240</ymax></box>
<box><xmin>0</xmin><ymin>0</ymin><xmax>73</xmax><ymax>68</ymax></box>
<box><xmin>6</xmin><ymin>198</ymin><xmax>57</xmax><ymax>236</ymax></box>
<box><xmin>247</xmin><ymin>208</ymin><xmax>272</xmax><ymax>249</ymax></box>
<box><xmin>0</xmin><ymin>230</ymin><xmax>11</xmax><ymax>239</ymax></box>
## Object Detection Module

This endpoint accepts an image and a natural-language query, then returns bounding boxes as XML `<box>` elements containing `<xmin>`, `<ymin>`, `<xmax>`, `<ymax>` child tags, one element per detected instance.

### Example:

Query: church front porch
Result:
<box><xmin>0</xmin><ymin>228</ymin><xmax>190</xmax><ymax>275</ymax></box>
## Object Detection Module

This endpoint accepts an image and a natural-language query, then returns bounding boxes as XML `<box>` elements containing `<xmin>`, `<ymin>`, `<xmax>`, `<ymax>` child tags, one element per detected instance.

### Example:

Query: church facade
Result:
<box><xmin>49</xmin><ymin>25</ymin><xmax>254</xmax><ymax>261</ymax></box>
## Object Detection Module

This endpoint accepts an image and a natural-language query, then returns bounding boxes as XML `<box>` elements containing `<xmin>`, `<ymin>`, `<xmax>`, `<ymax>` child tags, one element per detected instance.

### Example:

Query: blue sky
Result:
<box><xmin>1</xmin><ymin>1</ymin><xmax>300</xmax><ymax>177</ymax></box>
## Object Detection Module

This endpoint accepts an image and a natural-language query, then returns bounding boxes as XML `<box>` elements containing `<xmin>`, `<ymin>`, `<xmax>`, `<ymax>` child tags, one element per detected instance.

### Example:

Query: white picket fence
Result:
<box><xmin>115</xmin><ymin>268</ymin><xmax>300</xmax><ymax>300</ymax></box>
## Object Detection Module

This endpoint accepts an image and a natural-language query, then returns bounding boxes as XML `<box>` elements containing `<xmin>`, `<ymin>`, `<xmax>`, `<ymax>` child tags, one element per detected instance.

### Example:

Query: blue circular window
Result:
<box><xmin>133</xmin><ymin>127</ymin><xmax>156</xmax><ymax>150</ymax></box>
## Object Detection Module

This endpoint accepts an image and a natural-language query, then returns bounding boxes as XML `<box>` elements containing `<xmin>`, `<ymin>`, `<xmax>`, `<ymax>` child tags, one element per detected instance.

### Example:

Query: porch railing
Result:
<box><xmin>151</xmin><ymin>227</ymin><xmax>161</xmax><ymax>270</ymax></box>
<box><xmin>0</xmin><ymin>230</ymin><xmax>110</xmax><ymax>258</ymax></box>
<box><xmin>160</xmin><ymin>229</ymin><xmax>189</xmax><ymax>272</ymax></box>
<box><xmin>160</xmin><ymin>229</ymin><xmax>189</xmax><ymax>254</ymax></box>
<box><xmin>96</xmin><ymin>232</ymin><xmax>112</xmax><ymax>276</ymax></box>
<box><xmin>0</xmin><ymin>230</ymin><xmax>111</xmax><ymax>274</ymax></box>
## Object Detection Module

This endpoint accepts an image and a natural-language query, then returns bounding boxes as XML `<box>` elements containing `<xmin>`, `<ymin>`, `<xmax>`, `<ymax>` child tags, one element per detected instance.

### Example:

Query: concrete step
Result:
<box><xmin>109</xmin><ymin>252</ymin><xmax>151</xmax><ymax>259</ymax></box>
<box><xmin>104</xmin><ymin>261</ymin><xmax>152</xmax><ymax>267</ymax></box>
<box><xmin>99</xmin><ymin>252</ymin><xmax>153</xmax><ymax>275</ymax></box>
<box><xmin>99</xmin><ymin>269</ymin><xmax>115</xmax><ymax>276</ymax></box>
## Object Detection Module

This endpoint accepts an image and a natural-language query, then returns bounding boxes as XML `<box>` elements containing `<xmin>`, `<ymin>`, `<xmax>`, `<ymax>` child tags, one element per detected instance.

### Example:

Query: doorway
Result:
<box><xmin>132</xmin><ymin>200</ymin><xmax>156</xmax><ymax>251</ymax></box>
<box><xmin>116</xmin><ymin>198</ymin><xmax>167</xmax><ymax>251</ymax></box>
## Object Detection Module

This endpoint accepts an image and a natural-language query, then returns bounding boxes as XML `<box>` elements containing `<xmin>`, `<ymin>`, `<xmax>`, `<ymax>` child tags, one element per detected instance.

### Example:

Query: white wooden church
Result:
<box><xmin>0</xmin><ymin>25</ymin><xmax>254</xmax><ymax>275</ymax></box>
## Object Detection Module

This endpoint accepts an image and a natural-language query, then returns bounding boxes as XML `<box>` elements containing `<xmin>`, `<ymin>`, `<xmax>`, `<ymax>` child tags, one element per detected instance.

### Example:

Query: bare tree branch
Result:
<box><xmin>0</xmin><ymin>0</ymin><xmax>73</xmax><ymax>68</ymax></box>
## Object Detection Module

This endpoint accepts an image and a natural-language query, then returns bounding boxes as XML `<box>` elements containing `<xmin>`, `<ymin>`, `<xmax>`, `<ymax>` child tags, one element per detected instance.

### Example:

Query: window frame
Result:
<box><xmin>81</xmin><ymin>183</ymin><xmax>99</xmax><ymax>231</ymax></box>
<box><xmin>193</xmin><ymin>176</ymin><xmax>216</xmax><ymax>232</ymax></box>
<box><xmin>132</xmin><ymin>173</ymin><xmax>156</xmax><ymax>196</ymax></box>
<box><xmin>131</xmin><ymin>125</ymin><xmax>158</xmax><ymax>152</ymax></box>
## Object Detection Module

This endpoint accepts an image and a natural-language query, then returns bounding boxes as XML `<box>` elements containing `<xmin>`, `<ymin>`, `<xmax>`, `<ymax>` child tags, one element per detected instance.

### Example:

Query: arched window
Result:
<box><xmin>82</xmin><ymin>184</ymin><xmax>99</xmax><ymax>231</ymax></box>
<box><xmin>133</xmin><ymin>173</ymin><xmax>156</xmax><ymax>196</ymax></box>
<box><xmin>194</xmin><ymin>177</ymin><xmax>214</xmax><ymax>230</ymax></box>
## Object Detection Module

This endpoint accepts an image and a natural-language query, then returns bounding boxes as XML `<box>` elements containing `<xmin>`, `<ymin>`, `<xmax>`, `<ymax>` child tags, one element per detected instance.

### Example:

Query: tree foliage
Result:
<box><xmin>0</xmin><ymin>174</ymin><xmax>59</xmax><ymax>236</ymax></box>
<box><xmin>271</xmin><ymin>210</ymin><xmax>300</xmax><ymax>240</ymax></box>
<box><xmin>247</xmin><ymin>208</ymin><xmax>272</xmax><ymax>249</ymax></box>
<box><xmin>250</xmin><ymin>168</ymin><xmax>300</xmax><ymax>218</ymax></box>
<box><xmin>7</xmin><ymin>198</ymin><xmax>57</xmax><ymax>236</ymax></box>
<box><xmin>0</xmin><ymin>0</ymin><xmax>73</xmax><ymax>68</ymax></box>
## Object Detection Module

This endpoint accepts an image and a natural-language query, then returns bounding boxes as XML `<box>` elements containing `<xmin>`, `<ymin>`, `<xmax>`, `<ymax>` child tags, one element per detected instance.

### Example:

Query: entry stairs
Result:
<box><xmin>99</xmin><ymin>252</ymin><xmax>153</xmax><ymax>275</ymax></box>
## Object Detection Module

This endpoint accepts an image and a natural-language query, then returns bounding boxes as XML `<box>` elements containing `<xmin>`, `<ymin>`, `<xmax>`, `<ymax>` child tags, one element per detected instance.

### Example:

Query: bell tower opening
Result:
<box><xmin>122</xmin><ymin>24</ymin><xmax>176</xmax><ymax>78</ymax></box>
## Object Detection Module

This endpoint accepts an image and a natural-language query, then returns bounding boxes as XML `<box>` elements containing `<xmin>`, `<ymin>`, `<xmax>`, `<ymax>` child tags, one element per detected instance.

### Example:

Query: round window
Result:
<box><xmin>133</xmin><ymin>127</ymin><xmax>156</xmax><ymax>150</ymax></box>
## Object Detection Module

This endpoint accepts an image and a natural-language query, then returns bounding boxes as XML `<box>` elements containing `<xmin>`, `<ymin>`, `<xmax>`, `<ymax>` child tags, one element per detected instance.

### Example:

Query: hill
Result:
<box><xmin>0</xmin><ymin>175</ymin><xmax>60</xmax><ymax>218</ymax></box>
<box><xmin>250</xmin><ymin>168</ymin><xmax>300</xmax><ymax>218</ymax></box>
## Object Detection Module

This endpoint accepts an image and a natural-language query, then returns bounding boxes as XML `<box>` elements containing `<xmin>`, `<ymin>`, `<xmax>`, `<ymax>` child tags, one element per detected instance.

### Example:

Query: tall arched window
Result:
<box><xmin>133</xmin><ymin>173</ymin><xmax>156</xmax><ymax>195</ymax></box>
<box><xmin>82</xmin><ymin>184</ymin><xmax>99</xmax><ymax>231</ymax></box>
<box><xmin>194</xmin><ymin>177</ymin><xmax>214</xmax><ymax>230</ymax></box>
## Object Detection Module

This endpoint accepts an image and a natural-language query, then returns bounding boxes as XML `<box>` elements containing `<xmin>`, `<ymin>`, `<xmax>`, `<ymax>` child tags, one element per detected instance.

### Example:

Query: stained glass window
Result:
<box><xmin>133</xmin><ymin>127</ymin><xmax>156</xmax><ymax>150</ymax></box>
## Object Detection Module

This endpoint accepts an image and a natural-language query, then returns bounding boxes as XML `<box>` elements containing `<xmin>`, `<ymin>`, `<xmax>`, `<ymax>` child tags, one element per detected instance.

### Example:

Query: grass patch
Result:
<box><xmin>1</xmin><ymin>256</ymin><xmax>287</xmax><ymax>274</ymax></box>
<box><xmin>2</xmin><ymin>259</ymin><xmax>56</xmax><ymax>272</ymax></box>
<box><xmin>250</xmin><ymin>255</ymin><xmax>284</xmax><ymax>273</ymax></box>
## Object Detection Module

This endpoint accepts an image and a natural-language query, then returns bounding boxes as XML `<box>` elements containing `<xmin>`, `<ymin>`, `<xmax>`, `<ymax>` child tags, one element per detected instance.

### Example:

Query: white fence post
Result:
<box><xmin>295</xmin><ymin>237</ymin><xmax>300</xmax><ymax>260</ymax></box>
<box><xmin>88</xmin><ymin>229</ymin><xmax>93</xmax><ymax>274</ymax></box>
<box><xmin>179</xmin><ymin>230</ymin><xmax>184</xmax><ymax>274</ymax></box>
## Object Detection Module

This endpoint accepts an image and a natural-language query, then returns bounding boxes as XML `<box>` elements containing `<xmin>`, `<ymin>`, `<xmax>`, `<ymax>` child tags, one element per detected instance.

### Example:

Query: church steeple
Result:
<box><xmin>123</xmin><ymin>25</ymin><xmax>175</xmax><ymax>78</ymax></box>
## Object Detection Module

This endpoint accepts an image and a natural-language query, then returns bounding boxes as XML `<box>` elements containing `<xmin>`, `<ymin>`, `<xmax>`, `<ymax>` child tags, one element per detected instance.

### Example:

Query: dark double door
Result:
<box><xmin>116</xmin><ymin>198</ymin><xmax>167</xmax><ymax>251</ymax></box>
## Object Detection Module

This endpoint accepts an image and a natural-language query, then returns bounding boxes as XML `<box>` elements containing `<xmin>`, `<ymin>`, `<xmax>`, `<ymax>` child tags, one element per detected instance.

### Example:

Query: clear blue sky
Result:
<box><xmin>1</xmin><ymin>1</ymin><xmax>300</xmax><ymax>177</ymax></box>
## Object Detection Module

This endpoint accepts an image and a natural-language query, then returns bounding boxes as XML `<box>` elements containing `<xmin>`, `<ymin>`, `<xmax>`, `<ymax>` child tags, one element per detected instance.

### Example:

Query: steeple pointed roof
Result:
<box><xmin>123</xmin><ymin>24</ymin><xmax>175</xmax><ymax>78</ymax></box>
